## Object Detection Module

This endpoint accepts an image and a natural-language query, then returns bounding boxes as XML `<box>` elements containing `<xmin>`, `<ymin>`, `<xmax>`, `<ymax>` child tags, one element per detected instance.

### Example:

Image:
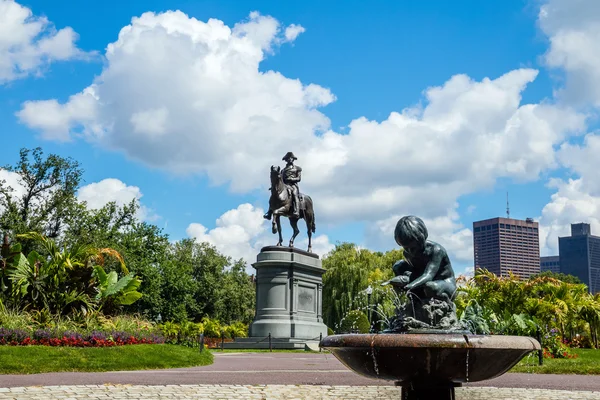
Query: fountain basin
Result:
<box><xmin>320</xmin><ymin>333</ymin><xmax>541</xmax><ymax>383</ymax></box>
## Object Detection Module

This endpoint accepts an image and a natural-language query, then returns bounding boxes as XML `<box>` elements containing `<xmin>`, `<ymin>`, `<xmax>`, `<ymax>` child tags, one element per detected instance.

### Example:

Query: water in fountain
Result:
<box><xmin>465</xmin><ymin>348</ymin><xmax>470</xmax><ymax>382</ymax></box>
<box><xmin>333</xmin><ymin>285</ymin><xmax>406</xmax><ymax>334</ymax></box>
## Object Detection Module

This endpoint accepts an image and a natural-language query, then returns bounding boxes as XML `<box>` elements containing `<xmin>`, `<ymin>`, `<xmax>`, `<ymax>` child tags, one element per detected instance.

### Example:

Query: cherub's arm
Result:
<box><xmin>404</xmin><ymin>246</ymin><xmax>443</xmax><ymax>290</ymax></box>
<box><xmin>392</xmin><ymin>259</ymin><xmax>412</xmax><ymax>277</ymax></box>
<box><xmin>381</xmin><ymin>260</ymin><xmax>412</xmax><ymax>287</ymax></box>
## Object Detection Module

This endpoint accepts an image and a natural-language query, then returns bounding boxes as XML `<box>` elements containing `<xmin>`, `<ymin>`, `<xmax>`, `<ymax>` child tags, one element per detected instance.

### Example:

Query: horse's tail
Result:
<box><xmin>305</xmin><ymin>195</ymin><xmax>316</xmax><ymax>233</ymax></box>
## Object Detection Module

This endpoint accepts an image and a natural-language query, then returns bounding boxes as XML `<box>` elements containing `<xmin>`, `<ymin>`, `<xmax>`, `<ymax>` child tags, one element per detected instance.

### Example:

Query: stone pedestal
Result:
<box><xmin>224</xmin><ymin>246</ymin><xmax>327</xmax><ymax>349</ymax></box>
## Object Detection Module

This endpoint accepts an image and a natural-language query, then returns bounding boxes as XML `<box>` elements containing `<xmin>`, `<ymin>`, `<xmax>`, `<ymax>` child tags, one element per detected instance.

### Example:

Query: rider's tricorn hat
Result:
<box><xmin>282</xmin><ymin>152</ymin><xmax>297</xmax><ymax>161</ymax></box>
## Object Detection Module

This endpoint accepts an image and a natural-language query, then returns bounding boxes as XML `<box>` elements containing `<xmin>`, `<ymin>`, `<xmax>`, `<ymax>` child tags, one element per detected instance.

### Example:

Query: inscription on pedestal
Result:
<box><xmin>298</xmin><ymin>286</ymin><xmax>315</xmax><ymax>312</ymax></box>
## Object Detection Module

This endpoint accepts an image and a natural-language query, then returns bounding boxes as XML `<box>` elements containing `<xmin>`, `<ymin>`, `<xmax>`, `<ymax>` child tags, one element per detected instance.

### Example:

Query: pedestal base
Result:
<box><xmin>249</xmin><ymin>246</ymin><xmax>327</xmax><ymax>341</ymax></box>
<box><xmin>222</xmin><ymin>337</ymin><xmax>321</xmax><ymax>350</ymax></box>
<box><xmin>398</xmin><ymin>382</ymin><xmax>459</xmax><ymax>400</ymax></box>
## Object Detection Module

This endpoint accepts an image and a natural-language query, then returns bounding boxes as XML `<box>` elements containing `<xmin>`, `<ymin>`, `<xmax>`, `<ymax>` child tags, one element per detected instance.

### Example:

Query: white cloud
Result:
<box><xmin>18</xmin><ymin>10</ymin><xmax>334</xmax><ymax>191</ymax></box>
<box><xmin>17</xmin><ymin>87</ymin><xmax>100</xmax><ymax>141</ymax></box>
<box><xmin>365</xmin><ymin>207</ymin><xmax>474</xmax><ymax>268</ymax></box>
<box><xmin>538</xmin><ymin>133</ymin><xmax>600</xmax><ymax>255</ymax></box>
<box><xmin>16</xmin><ymin>10</ymin><xmax>585</xmax><ymax>224</ymax></box>
<box><xmin>539</xmin><ymin>0</ymin><xmax>600</xmax><ymax>106</ymax></box>
<box><xmin>304</xmin><ymin>71</ymin><xmax>584</xmax><ymax>225</ymax></box>
<box><xmin>186</xmin><ymin>203</ymin><xmax>333</xmax><ymax>269</ymax></box>
<box><xmin>17</xmin><ymin>4</ymin><xmax>599</xmax><ymax>272</ymax></box>
<box><xmin>130</xmin><ymin>107</ymin><xmax>169</xmax><ymax>137</ymax></box>
<box><xmin>284</xmin><ymin>24</ymin><xmax>305</xmax><ymax>42</ymax></box>
<box><xmin>558</xmin><ymin>133</ymin><xmax>600</xmax><ymax>193</ymax></box>
<box><xmin>0</xmin><ymin>172</ymin><xmax>157</xmax><ymax>225</ymax></box>
<box><xmin>539</xmin><ymin>177</ymin><xmax>600</xmax><ymax>255</ymax></box>
<box><xmin>0</xmin><ymin>0</ymin><xmax>89</xmax><ymax>84</ymax></box>
<box><xmin>535</xmin><ymin>0</ymin><xmax>600</xmax><ymax>256</ymax></box>
<box><xmin>0</xmin><ymin>169</ymin><xmax>26</xmax><ymax>213</ymax></box>
<box><xmin>77</xmin><ymin>178</ymin><xmax>158</xmax><ymax>222</ymax></box>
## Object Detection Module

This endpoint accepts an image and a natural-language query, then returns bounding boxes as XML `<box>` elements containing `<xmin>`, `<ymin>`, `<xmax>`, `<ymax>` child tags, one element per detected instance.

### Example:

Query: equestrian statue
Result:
<box><xmin>263</xmin><ymin>152</ymin><xmax>316</xmax><ymax>252</ymax></box>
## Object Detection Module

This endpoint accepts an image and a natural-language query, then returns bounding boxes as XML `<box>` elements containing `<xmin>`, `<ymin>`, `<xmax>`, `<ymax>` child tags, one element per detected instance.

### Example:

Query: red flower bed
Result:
<box><xmin>0</xmin><ymin>328</ymin><xmax>164</xmax><ymax>348</ymax></box>
<box><xmin>0</xmin><ymin>336</ymin><xmax>158</xmax><ymax>347</ymax></box>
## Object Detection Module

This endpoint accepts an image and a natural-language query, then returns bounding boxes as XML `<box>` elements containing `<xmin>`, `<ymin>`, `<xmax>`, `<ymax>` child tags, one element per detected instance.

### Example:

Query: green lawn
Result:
<box><xmin>511</xmin><ymin>348</ymin><xmax>600</xmax><ymax>375</ymax></box>
<box><xmin>0</xmin><ymin>344</ymin><xmax>213</xmax><ymax>374</ymax></box>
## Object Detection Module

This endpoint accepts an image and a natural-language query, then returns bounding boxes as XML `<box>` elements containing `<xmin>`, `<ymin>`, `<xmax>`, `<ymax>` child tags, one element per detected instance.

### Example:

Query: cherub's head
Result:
<box><xmin>394</xmin><ymin>216</ymin><xmax>428</xmax><ymax>253</ymax></box>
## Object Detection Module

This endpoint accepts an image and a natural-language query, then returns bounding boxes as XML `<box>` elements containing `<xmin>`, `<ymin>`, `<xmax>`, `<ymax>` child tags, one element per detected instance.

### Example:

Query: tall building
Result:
<box><xmin>473</xmin><ymin>217</ymin><xmax>540</xmax><ymax>279</ymax></box>
<box><xmin>540</xmin><ymin>256</ymin><xmax>560</xmax><ymax>274</ymax></box>
<box><xmin>559</xmin><ymin>223</ymin><xmax>600</xmax><ymax>294</ymax></box>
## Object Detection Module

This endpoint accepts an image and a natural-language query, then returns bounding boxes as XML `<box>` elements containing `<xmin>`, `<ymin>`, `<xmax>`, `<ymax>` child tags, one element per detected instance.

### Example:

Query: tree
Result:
<box><xmin>158</xmin><ymin>240</ymin><xmax>255</xmax><ymax>323</ymax></box>
<box><xmin>62</xmin><ymin>202</ymin><xmax>171</xmax><ymax>319</ymax></box>
<box><xmin>321</xmin><ymin>242</ymin><xmax>402</xmax><ymax>332</ymax></box>
<box><xmin>0</xmin><ymin>147</ymin><xmax>256</xmax><ymax>324</ymax></box>
<box><xmin>0</xmin><ymin>148</ymin><xmax>83</xmax><ymax>252</ymax></box>
<box><xmin>214</xmin><ymin>259</ymin><xmax>255</xmax><ymax>324</ymax></box>
<box><xmin>530</xmin><ymin>270</ymin><xmax>584</xmax><ymax>285</ymax></box>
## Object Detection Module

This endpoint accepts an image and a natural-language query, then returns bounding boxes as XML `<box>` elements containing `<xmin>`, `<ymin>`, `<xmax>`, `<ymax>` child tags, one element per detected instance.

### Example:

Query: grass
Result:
<box><xmin>0</xmin><ymin>344</ymin><xmax>213</xmax><ymax>374</ymax></box>
<box><xmin>511</xmin><ymin>348</ymin><xmax>600</xmax><ymax>375</ymax></box>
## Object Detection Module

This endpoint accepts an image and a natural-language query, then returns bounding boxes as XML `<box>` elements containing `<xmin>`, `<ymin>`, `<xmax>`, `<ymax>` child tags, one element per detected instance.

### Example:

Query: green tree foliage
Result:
<box><xmin>321</xmin><ymin>242</ymin><xmax>402</xmax><ymax>331</ymax></box>
<box><xmin>457</xmin><ymin>268</ymin><xmax>600</xmax><ymax>350</ymax></box>
<box><xmin>62</xmin><ymin>202</ymin><xmax>170</xmax><ymax>319</ymax></box>
<box><xmin>0</xmin><ymin>148</ymin><xmax>83</xmax><ymax>252</ymax></box>
<box><xmin>0</xmin><ymin>232</ymin><xmax>141</xmax><ymax>316</ymax></box>
<box><xmin>159</xmin><ymin>240</ymin><xmax>255</xmax><ymax>324</ymax></box>
<box><xmin>214</xmin><ymin>260</ymin><xmax>256</xmax><ymax>324</ymax></box>
<box><xmin>1</xmin><ymin>147</ymin><xmax>256</xmax><ymax>325</ymax></box>
<box><xmin>530</xmin><ymin>270</ymin><xmax>584</xmax><ymax>285</ymax></box>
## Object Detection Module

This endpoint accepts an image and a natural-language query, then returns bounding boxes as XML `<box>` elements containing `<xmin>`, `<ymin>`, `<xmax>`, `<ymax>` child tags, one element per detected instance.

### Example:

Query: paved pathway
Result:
<box><xmin>3</xmin><ymin>352</ymin><xmax>599</xmax><ymax>391</ymax></box>
<box><xmin>1</xmin><ymin>352</ymin><xmax>599</xmax><ymax>399</ymax></box>
<box><xmin>0</xmin><ymin>385</ymin><xmax>599</xmax><ymax>399</ymax></box>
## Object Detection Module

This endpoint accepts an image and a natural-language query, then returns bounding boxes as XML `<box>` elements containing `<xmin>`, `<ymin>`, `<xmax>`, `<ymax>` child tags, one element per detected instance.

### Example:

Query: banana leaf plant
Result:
<box><xmin>93</xmin><ymin>264</ymin><xmax>143</xmax><ymax>313</ymax></box>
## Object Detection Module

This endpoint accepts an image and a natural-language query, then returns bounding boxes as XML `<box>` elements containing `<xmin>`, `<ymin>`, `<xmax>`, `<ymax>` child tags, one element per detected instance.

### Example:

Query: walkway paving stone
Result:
<box><xmin>0</xmin><ymin>385</ymin><xmax>598</xmax><ymax>399</ymax></box>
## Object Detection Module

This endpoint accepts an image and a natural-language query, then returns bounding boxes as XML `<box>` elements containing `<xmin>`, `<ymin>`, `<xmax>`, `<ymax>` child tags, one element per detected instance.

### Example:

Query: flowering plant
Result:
<box><xmin>542</xmin><ymin>329</ymin><xmax>578</xmax><ymax>359</ymax></box>
<box><xmin>0</xmin><ymin>327</ymin><xmax>164</xmax><ymax>347</ymax></box>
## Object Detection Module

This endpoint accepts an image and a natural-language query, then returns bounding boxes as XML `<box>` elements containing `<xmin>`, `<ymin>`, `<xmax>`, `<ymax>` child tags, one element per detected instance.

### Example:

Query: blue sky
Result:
<box><xmin>2</xmin><ymin>0</ymin><xmax>600</xmax><ymax>275</ymax></box>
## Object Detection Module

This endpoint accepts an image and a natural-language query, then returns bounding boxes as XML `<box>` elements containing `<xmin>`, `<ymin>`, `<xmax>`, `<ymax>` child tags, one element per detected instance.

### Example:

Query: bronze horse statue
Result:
<box><xmin>267</xmin><ymin>165</ymin><xmax>316</xmax><ymax>252</ymax></box>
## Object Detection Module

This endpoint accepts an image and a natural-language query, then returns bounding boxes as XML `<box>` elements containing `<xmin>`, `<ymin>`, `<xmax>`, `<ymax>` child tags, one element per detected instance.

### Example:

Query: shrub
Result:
<box><xmin>565</xmin><ymin>334</ymin><xmax>594</xmax><ymax>349</ymax></box>
<box><xmin>224</xmin><ymin>321</ymin><xmax>248</xmax><ymax>339</ymax></box>
<box><xmin>543</xmin><ymin>329</ymin><xmax>577</xmax><ymax>359</ymax></box>
<box><xmin>202</xmin><ymin>317</ymin><xmax>222</xmax><ymax>338</ymax></box>
<box><xmin>339</xmin><ymin>310</ymin><xmax>370</xmax><ymax>334</ymax></box>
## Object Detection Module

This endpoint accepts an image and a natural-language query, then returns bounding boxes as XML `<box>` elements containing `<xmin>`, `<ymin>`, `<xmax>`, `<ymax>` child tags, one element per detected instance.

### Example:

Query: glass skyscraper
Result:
<box><xmin>559</xmin><ymin>223</ymin><xmax>600</xmax><ymax>294</ymax></box>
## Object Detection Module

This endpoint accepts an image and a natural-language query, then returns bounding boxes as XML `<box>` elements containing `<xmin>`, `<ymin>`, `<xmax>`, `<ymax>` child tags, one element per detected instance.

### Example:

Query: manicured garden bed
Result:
<box><xmin>0</xmin><ymin>344</ymin><xmax>213</xmax><ymax>374</ymax></box>
<box><xmin>511</xmin><ymin>348</ymin><xmax>600</xmax><ymax>375</ymax></box>
<box><xmin>0</xmin><ymin>328</ymin><xmax>164</xmax><ymax>347</ymax></box>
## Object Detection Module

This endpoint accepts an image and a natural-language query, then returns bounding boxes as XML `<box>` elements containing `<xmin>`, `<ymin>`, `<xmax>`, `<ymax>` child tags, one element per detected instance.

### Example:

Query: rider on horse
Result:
<box><xmin>264</xmin><ymin>152</ymin><xmax>302</xmax><ymax>219</ymax></box>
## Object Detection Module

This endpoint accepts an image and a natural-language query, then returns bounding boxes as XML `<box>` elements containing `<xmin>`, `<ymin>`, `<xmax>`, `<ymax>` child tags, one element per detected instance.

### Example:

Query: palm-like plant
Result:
<box><xmin>578</xmin><ymin>294</ymin><xmax>600</xmax><ymax>348</ymax></box>
<box><xmin>93</xmin><ymin>264</ymin><xmax>142</xmax><ymax>313</ymax></box>
<box><xmin>1</xmin><ymin>232</ymin><xmax>142</xmax><ymax>316</ymax></box>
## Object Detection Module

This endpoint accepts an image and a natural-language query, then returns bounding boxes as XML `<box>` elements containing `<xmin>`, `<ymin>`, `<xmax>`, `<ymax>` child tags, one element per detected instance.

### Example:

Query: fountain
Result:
<box><xmin>319</xmin><ymin>216</ymin><xmax>541</xmax><ymax>400</ymax></box>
